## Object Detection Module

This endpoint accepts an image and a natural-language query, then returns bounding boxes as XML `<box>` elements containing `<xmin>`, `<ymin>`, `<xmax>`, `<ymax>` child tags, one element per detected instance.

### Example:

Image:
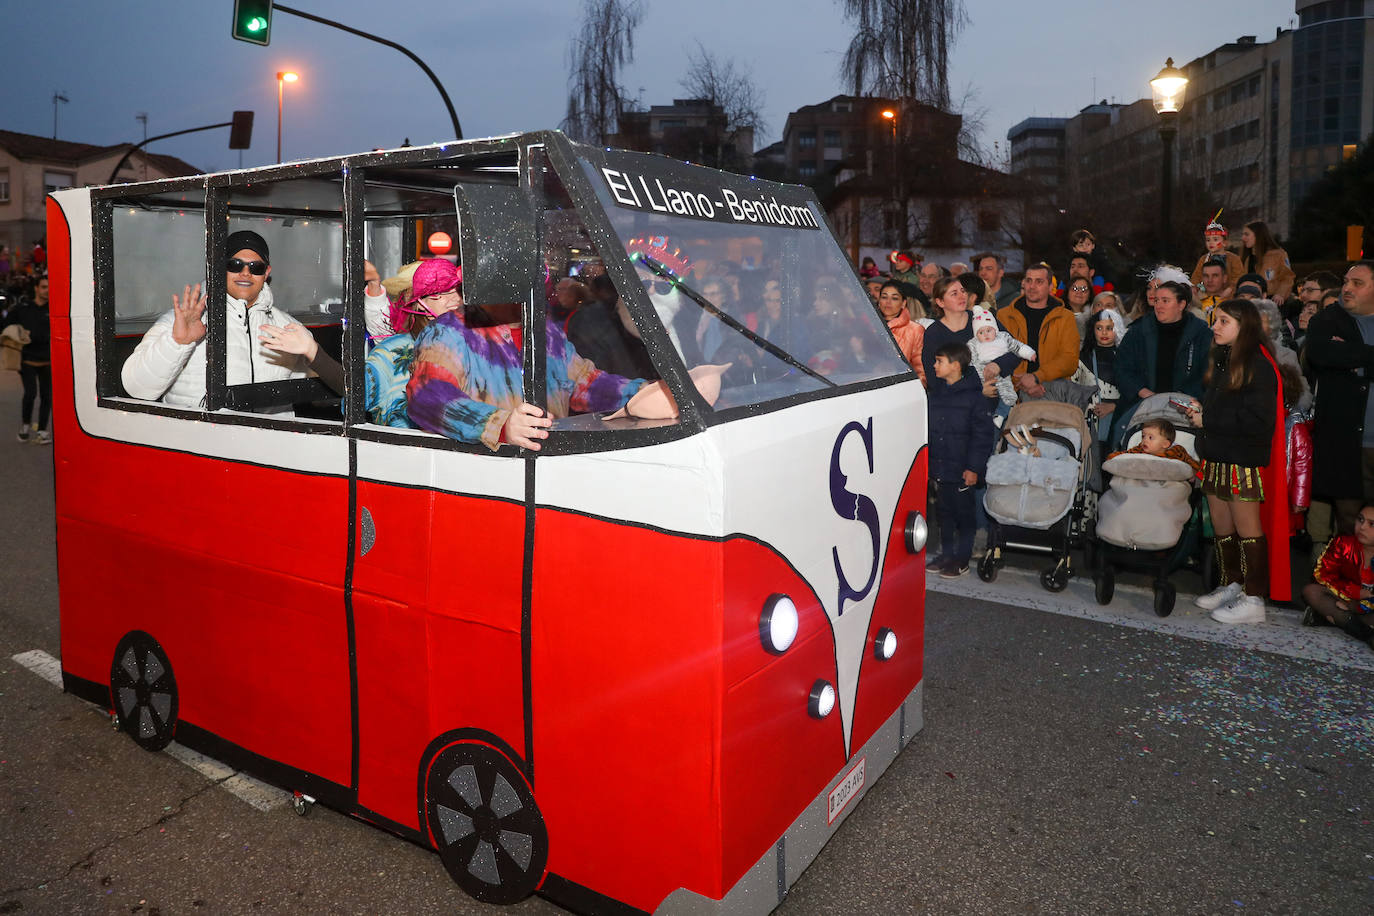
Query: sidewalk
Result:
<box><xmin>928</xmin><ymin>549</ymin><xmax>1374</xmax><ymax>673</ymax></box>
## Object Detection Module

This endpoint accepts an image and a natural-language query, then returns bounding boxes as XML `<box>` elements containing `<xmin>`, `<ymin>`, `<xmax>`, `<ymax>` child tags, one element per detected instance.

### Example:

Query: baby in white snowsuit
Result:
<box><xmin>970</xmin><ymin>306</ymin><xmax>1036</xmax><ymax>406</ymax></box>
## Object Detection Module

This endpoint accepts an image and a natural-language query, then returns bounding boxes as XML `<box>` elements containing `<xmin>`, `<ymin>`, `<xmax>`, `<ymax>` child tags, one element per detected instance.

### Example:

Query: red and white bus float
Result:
<box><xmin>48</xmin><ymin>131</ymin><xmax>929</xmax><ymax>914</ymax></box>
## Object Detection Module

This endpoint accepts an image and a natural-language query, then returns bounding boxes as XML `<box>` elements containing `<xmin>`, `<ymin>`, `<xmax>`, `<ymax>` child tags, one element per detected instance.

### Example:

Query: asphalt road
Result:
<box><xmin>1</xmin><ymin>370</ymin><xmax>1370</xmax><ymax>915</ymax></box>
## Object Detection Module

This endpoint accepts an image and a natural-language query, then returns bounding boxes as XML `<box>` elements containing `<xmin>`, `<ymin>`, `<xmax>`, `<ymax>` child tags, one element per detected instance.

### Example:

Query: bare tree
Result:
<box><xmin>950</xmin><ymin>81</ymin><xmax>990</xmax><ymax>165</ymax></box>
<box><xmin>676</xmin><ymin>42</ymin><xmax>768</xmax><ymax>170</ymax></box>
<box><xmin>838</xmin><ymin>0</ymin><xmax>967</xmax><ymax>110</ymax></box>
<box><xmin>563</xmin><ymin>0</ymin><xmax>644</xmax><ymax>145</ymax></box>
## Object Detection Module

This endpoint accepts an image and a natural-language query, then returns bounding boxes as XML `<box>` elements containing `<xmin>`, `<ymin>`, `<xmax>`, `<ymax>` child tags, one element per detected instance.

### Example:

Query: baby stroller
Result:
<box><xmin>1087</xmin><ymin>392</ymin><xmax>1210</xmax><ymax>616</ymax></box>
<box><xmin>978</xmin><ymin>398</ymin><xmax>1096</xmax><ymax>591</ymax></box>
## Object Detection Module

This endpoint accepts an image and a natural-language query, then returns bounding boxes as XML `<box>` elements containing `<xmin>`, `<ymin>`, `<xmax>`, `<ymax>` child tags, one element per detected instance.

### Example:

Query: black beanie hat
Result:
<box><xmin>225</xmin><ymin>230</ymin><xmax>270</xmax><ymax>264</ymax></box>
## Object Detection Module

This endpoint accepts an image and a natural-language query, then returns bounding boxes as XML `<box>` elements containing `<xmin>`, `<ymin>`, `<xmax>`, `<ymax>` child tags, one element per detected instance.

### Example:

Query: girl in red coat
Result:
<box><xmin>1300</xmin><ymin>503</ymin><xmax>1374</xmax><ymax>649</ymax></box>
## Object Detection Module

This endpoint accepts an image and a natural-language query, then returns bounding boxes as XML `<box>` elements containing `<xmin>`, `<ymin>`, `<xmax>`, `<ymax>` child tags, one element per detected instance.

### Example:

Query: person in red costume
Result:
<box><xmin>1300</xmin><ymin>503</ymin><xmax>1374</xmax><ymax>650</ymax></box>
<box><xmin>1180</xmin><ymin>298</ymin><xmax>1289</xmax><ymax>624</ymax></box>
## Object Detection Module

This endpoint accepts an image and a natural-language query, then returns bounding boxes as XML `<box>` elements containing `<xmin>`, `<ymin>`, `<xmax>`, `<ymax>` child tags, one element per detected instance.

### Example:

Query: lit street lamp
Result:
<box><xmin>1150</xmin><ymin>58</ymin><xmax>1189</xmax><ymax>257</ymax></box>
<box><xmin>276</xmin><ymin>70</ymin><xmax>299</xmax><ymax>163</ymax></box>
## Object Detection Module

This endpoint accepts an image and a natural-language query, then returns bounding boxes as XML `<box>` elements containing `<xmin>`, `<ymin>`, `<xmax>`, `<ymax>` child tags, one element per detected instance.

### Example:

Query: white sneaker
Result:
<box><xmin>35</xmin><ymin>429</ymin><xmax>52</xmax><ymax>445</ymax></box>
<box><xmin>1211</xmin><ymin>595</ymin><xmax>1266</xmax><ymax>624</ymax></box>
<box><xmin>1195</xmin><ymin>582</ymin><xmax>1242</xmax><ymax>611</ymax></box>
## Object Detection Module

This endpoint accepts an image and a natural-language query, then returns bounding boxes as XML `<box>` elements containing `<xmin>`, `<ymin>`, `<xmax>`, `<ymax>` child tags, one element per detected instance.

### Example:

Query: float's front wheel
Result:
<box><xmin>424</xmin><ymin>742</ymin><xmax>548</xmax><ymax>904</ymax></box>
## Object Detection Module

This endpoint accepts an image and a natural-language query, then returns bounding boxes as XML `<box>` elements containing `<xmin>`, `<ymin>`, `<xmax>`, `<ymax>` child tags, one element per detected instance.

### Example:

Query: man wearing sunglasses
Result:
<box><xmin>122</xmin><ymin>229</ymin><xmax>317</xmax><ymax>407</ymax></box>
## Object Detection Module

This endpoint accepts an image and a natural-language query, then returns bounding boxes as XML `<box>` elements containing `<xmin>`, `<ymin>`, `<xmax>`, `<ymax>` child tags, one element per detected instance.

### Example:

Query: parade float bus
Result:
<box><xmin>49</xmin><ymin>131</ymin><xmax>929</xmax><ymax>915</ymax></box>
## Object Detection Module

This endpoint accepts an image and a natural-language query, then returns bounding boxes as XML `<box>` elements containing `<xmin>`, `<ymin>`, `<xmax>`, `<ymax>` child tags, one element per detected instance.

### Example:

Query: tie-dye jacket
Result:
<box><xmin>407</xmin><ymin>313</ymin><xmax>645</xmax><ymax>449</ymax></box>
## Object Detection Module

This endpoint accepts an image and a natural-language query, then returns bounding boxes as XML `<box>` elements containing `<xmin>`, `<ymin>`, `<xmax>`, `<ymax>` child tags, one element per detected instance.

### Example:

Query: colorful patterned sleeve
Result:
<box><xmin>406</xmin><ymin>321</ymin><xmax>509</xmax><ymax>450</ymax></box>
<box><xmin>546</xmin><ymin>320</ymin><xmax>644</xmax><ymax>415</ymax></box>
<box><xmin>364</xmin><ymin>335</ymin><xmax>419</xmax><ymax>428</ymax></box>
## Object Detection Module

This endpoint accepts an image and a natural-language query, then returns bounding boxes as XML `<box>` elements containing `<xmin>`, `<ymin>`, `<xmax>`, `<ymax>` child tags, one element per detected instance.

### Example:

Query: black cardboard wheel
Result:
<box><xmin>110</xmin><ymin>631</ymin><xmax>178</xmax><ymax>752</ymax></box>
<box><xmin>424</xmin><ymin>742</ymin><xmax>548</xmax><ymax>905</ymax></box>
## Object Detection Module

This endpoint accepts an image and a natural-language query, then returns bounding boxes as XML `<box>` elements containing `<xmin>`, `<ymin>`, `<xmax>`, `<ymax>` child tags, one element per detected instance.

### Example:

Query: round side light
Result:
<box><xmin>905</xmin><ymin>512</ymin><xmax>928</xmax><ymax>555</ymax></box>
<box><xmin>874</xmin><ymin>627</ymin><xmax>898</xmax><ymax>661</ymax></box>
<box><xmin>759</xmin><ymin>594</ymin><xmax>799</xmax><ymax>655</ymax></box>
<box><xmin>808</xmin><ymin>680</ymin><xmax>836</xmax><ymax>719</ymax></box>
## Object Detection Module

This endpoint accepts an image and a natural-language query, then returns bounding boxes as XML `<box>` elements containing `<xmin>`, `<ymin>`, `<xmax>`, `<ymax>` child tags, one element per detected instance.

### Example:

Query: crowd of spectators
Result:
<box><xmin>859</xmin><ymin>226</ymin><xmax>1374</xmax><ymax>647</ymax></box>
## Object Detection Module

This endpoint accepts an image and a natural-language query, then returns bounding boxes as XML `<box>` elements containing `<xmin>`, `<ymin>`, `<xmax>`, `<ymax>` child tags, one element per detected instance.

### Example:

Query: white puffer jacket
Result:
<box><xmin>121</xmin><ymin>284</ymin><xmax>308</xmax><ymax>407</ymax></box>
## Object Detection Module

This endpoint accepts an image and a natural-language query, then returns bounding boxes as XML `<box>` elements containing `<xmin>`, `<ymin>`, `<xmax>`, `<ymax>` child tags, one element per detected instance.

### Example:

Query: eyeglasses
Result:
<box><xmin>1070</xmin><ymin>285</ymin><xmax>1091</xmax><ymax>293</ymax></box>
<box><xmin>226</xmin><ymin>257</ymin><xmax>268</xmax><ymax>275</ymax></box>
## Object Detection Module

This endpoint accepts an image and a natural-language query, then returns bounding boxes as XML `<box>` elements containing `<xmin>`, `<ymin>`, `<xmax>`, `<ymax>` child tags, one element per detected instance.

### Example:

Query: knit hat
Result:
<box><xmin>225</xmin><ymin>229</ymin><xmax>269</xmax><ymax>263</ymax></box>
<box><xmin>970</xmin><ymin>305</ymin><xmax>997</xmax><ymax>335</ymax></box>
<box><xmin>405</xmin><ymin>259</ymin><xmax>462</xmax><ymax>305</ymax></box>
<box><xmin>1236</xmin><ymin>272</ymin><xmax>1267</xmax><ymax>296</ymax></box>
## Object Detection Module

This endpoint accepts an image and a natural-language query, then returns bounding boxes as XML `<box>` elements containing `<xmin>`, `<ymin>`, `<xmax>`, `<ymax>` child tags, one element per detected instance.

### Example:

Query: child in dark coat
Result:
<box><xmin>927</xmin><ymin>341</ymin><xmax>997</xmax><ymax>577</ymax></box>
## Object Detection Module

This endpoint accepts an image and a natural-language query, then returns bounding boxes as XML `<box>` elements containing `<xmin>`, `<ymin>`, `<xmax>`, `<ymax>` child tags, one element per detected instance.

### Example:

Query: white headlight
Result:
<box><xmin>760</xmin><ymin>594</ymin><xmax>799</xmax><ymax>654</ymax></box>
<box><xmin>808</xmin><ymin>680</ymin><xmax>836</xmax><ymax>719</ymax></box>
<box><xmin>905</xmin><ymin>512</ymin><xmax>928</xmax><ymax>555</ymax></box>
<box><xmin>874</xmin><ymin>627</ymin><xmax>897</xmax><ymax>660</ymax></box>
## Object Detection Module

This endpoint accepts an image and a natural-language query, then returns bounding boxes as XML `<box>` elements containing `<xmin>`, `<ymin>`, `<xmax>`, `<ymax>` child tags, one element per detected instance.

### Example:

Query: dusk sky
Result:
<box><xmin>10</xmin><ymin>1</ymin><xmax>1300</xmax><ymax>174</ymax></box>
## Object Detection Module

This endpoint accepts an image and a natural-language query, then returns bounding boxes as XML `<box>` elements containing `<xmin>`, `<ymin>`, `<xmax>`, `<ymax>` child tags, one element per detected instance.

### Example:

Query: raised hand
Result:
<box><xmin>171</xmin><ymin>284</ymin><xmax>207</xmax><ymax>345</ymax></box>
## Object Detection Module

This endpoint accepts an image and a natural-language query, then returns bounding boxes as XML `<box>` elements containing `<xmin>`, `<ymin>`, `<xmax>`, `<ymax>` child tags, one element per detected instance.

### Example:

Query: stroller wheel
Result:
<box><xmin>1040</xmin><ymin>566</ymin><xmax>1069</xmax><ymax>592</ymax></box>
<box><xmin>1094</xmin><ymin>565</ymin><xmax>1115</xmax><ymax>605</ymax></box>
<box><xmin>1153</xmin><ymin>582</ymin><xmax>1176</xmax><ymax>617</ymax></box>
<box><xmin>1083</xmin><ymin>538</ymin><xmax>1099</xmax><ymax>574</ymax></box>
<box><xmin>977</xmin><ymin>551</ymin><xmax>998</xmax><ymax>583</ymax></box>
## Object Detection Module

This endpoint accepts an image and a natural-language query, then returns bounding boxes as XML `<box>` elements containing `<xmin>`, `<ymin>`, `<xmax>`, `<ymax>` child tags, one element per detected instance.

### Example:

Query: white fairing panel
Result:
<box><xmin>537</xmin><ymin>379</ymin><xmax>927</xmax><ymax>753</ymax></box>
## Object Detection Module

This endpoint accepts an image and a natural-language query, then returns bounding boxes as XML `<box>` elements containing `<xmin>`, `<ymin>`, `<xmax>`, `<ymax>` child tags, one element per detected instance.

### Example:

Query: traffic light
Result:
<box><xmin>228</xmin><ymin>111</ymin><xmax>254</xmax><ymax>150</ymax></box>
<box><xmin>231</xmin><ymin>0</ymin><xmax>274</xmax><ymax>46</ymax></box>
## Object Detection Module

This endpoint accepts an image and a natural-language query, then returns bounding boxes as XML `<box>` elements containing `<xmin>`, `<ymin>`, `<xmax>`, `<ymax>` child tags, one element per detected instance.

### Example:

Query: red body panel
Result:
<box><xmin>851</xmin><ymin>447</ymin><xmax>928</xmax><ymax>747</ymax></box>
<box><xmin>351</xmin><ymin>481</ymin><xmax>527</xmax><ymax>827</ymax></box>
<box><xmin>530</xmin><ymin>509</ymin><xmax>726</xmax><ymax>906</ymax></box>
<box><xmin>57</xmin><ymin>449</ymin><xmax>353</xmax><ymax>784</ymax></box>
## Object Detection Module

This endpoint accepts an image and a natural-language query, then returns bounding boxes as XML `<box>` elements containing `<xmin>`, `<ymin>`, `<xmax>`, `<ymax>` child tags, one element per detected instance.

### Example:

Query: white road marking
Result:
<box><xmin>928</xmin><ymin>566</ymin><xmax>1374</xmax><ymax>673</ymax></box>
<box><xmin>11</xmin><ymin>649</ymin><xmax>289</xmax><ymax>810</ymax></box>
<box><xmin>12</xmin><ymin>648</ymin><xmax>62</xmax><ymax>687</ymax></box>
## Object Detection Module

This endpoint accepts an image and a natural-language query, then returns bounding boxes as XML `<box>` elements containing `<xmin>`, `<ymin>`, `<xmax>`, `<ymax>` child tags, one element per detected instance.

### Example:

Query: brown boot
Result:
<box><xmin>1239</xmin><ymin>536</ymin><xmax>1268</xmax><ymax>598</ymax></box>
<box><xmin>1196</xmin><ymin>534</ymin><xmax>1244</xmax><ymax>610</ymax></box>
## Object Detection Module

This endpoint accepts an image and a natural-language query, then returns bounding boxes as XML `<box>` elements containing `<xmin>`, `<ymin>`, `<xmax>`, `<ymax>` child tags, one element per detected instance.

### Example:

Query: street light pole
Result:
<box><xmin>881</xmin><ymin>108</ymin><xmax>900</xmax><ymax>250</ymax></box>
<box><xmin>276</xmin><ymin>70</ymin><xmax>298</xmax><ymax>163</ymax></box>
<box><xmin>1158</xmin><ymin>112</ymin><xmax>1177</xmax><ymax>254</ymax></box>
<box><xmin>1150</xmin><ymin>58</ymin><xmax>1189</xmax><ymax>260</ymax></box>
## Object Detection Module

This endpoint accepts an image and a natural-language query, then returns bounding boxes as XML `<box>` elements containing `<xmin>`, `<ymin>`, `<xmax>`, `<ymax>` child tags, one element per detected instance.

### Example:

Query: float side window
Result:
<box><xmin>105</xmin><ymin>175</ymin><xmax>348</xmax><ymax>422</ymax></box>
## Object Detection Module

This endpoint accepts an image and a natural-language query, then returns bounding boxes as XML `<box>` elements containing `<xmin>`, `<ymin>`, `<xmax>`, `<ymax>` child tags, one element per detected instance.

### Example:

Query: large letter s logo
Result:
<box><xmin>829</xmin><ymin>419</ymin><xmax>881</xmax><ymax>615</ymax></box>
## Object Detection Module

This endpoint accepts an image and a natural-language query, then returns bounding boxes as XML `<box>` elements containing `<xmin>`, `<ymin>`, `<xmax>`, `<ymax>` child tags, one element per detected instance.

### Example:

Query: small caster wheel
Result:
<box><xmin>292</xmin><ymin>792</ymin><xmax>315</xmax><ymax>816</ymax></box>
<box><xmin>1040</xmin><ymin>566</ymin><xmax>1069</xmax><ymax>593</ymax></box>
<box><xmin>1153</xmin><ymin>582</ymin><xmax>1176</xmax><ymax>617</ymax></box>
<box><xmin>977</xmin><ymin>551</ymin><xmax>998</xmax><ymax>583</ymax></box>
<box><xmin>1094</xmin><ymin>565</ymin><xmax>1115</xmax><ymax>605</ymax></box>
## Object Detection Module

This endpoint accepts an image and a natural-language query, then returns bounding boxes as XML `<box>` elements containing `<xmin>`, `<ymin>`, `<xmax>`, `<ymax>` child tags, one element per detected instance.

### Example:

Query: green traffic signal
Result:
<box><xmin>231</xmin><ymin>0</ymin><xmax>274</xmax><ymax>46</ymax></box>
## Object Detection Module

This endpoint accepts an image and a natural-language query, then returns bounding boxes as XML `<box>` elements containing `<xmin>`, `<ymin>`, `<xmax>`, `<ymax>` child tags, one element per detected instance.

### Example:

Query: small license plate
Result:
<box><xmin>826</xmin><ymin>756</ymin><xmax>866</xmax><ymax>825</ymax></box>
